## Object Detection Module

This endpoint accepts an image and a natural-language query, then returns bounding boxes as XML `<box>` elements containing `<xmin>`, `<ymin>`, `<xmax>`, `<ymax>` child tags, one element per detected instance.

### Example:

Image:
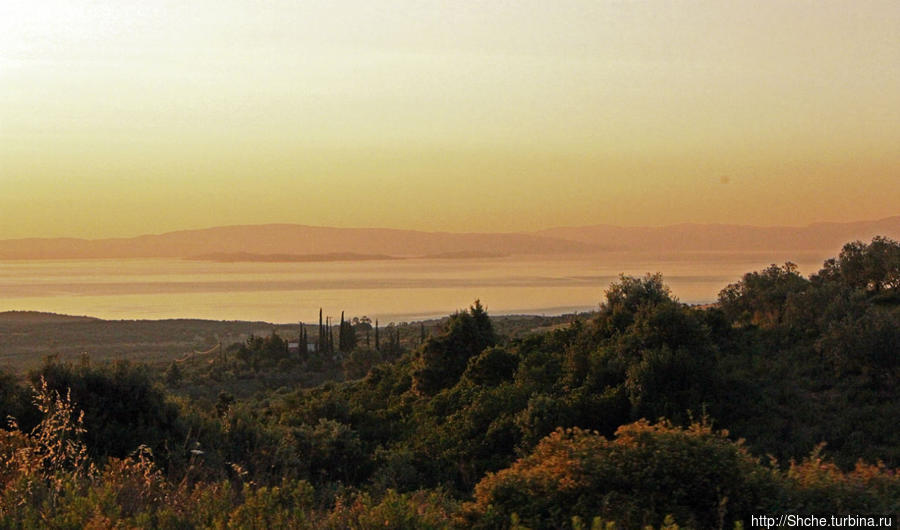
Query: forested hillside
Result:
<box><xmin>1</xmin><ymin>237</ymin><xmax>898</xmax><ymax>528</ymax></box>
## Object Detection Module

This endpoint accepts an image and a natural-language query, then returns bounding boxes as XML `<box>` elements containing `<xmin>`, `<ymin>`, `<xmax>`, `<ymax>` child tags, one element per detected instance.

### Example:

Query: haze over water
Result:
<box><xmin>0</xmin><ymin>252</ymin><xmax>826</xmax><ymax>323</ymax></box>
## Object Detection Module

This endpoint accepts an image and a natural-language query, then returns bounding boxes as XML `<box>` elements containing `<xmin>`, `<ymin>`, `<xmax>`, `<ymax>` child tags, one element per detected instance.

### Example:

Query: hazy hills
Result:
<box><xmin>188</xmin><ymin>252</ymin><xmax>401</xmax><ymax>263</ymax></box>
<box><xmin>188</xmin><ymin>250</ymin><xmax>511</xmax><ymax>263</ymax></box>
<box><xmin>0</xmin><ymin>225</ymin><xmax>595</xmax><ymax>260</ymax></box>
<box><xmin>537</xmin><ymin>216</ymin><xmax>900</xmax><ymax>252</ymax></box>
<box><xmin>0</xmin><ymin>217</ymin><xmax>897</xmax><ymax>260</ymax></box>
<box><xmin>0</xmin><ymin>311</ymin><xmax>100</xmax><ymax>323</ymax></box>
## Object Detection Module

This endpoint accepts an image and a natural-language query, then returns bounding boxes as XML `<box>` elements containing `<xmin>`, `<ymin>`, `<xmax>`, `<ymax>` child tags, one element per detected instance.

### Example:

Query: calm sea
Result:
<box><xmin>0</xmin><ymin>252</ymin><xmax>828</xmax><ymax>323</ymax></box>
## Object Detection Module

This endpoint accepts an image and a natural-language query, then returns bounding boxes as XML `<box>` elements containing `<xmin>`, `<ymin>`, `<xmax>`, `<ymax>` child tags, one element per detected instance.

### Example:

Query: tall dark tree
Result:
<box><xmin>318</xmin><ymin>308</ymin><xmax>325</xmax><ymax>353</ymax></box>
<box><xmin>297</xmin><ymin>321</ymin><xmax>305</xmax><ymax>357</ymax></box>
<box><xmin>339</xmin><ymin>311</ymin><xmax>357</xmax><ymax>352</ymax></box>
<box><xmin>412</xmin><ymin>300</ymin><xmax>496</xmax><ymax>395</ymax></box>
<box><xmin>339</xmin><ymin>312</ymin><xmax>345</xmax><ymax>351</ymax></box>
<box><xmin>375</xmin><ymin>319</ymin><xmax>380</xmax><ymax>351</ymax></box>
<box><xmin>327</xmin><ymin>316</ymin><xmax>335</xmax><ymax>354</ymax></box>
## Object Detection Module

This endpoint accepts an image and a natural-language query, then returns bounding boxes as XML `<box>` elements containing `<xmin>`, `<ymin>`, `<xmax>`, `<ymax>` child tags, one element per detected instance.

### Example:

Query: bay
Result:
<box><xmin>0</xmin><ymin>251</ymin><xmax>828</xmax><ymax>323</ymax></box>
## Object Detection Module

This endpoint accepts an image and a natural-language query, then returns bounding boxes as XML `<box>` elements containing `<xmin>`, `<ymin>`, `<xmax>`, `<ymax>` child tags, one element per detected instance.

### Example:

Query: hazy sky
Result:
<box><xmin>1</xmin><ymin>1</ymin><xmax>898</xmax><ymax>238</ymax></box>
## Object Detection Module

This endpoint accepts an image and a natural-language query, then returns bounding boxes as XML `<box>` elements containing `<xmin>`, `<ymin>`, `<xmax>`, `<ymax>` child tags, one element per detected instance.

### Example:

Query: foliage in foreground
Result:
<box><xmin>1</xmin><ymin>379</ymin><xmax>897</xmax><ymax>529</ymax></box>
<box><xmin>468</xmin><ymin>421</ymin><xmax>899</xmax><ymax>529</ymax></box>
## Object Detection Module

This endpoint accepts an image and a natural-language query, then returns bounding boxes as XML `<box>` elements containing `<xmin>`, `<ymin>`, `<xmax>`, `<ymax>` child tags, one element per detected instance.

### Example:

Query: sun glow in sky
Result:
<box><xmin>1</xmin><ymin>1</ymin><xmax>898</xmax><ymax>238</ymax></box>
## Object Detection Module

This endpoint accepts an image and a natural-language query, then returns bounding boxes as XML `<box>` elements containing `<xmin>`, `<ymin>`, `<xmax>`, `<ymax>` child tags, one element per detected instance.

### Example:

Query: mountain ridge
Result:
<box><xmin>0</xmin><ymin>225</ymin><xmax>598</xmax><ymax>259</ymax></box>
<box><xmin>0</xmin><ymin>216</ymin><xmax>897</xmax><ymax>259</ymax></box>
<box><xmin>536</xmin><ymin>216</ymin><xmax>900</xmax><ymax>252</ymax></box>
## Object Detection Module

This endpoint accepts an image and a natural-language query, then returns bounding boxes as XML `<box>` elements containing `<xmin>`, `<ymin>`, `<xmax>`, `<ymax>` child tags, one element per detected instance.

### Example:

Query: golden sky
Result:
<box><xmin>1</xmin><ymin>1</ymin><xmax>898</xmax><ymax>239</ymax></box>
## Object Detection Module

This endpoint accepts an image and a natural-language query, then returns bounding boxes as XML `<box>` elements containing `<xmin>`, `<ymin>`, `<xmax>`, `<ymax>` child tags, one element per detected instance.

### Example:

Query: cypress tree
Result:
<box><xmin>318</xmin><ymin>309</ymin><xmax>324</xmax><ymax>353</ymax></box>
<box><xmin>339</xmin><ymin>311</ymin><xmax>345</xmax><ymax>351</ymax></box>
<box><xmin>329</xmin><ymin>316</ymin><xmax>334</xmax><ymax>353</ymax></box>
<box><xmin>338</xmin><ymin>311</ymin><xmax>356</xmax><ymax>352</ymax></box>
<box><xmin>298</xmin><ymin>321</ymin><xmax>304</xmax><ymax>356</ymax></box>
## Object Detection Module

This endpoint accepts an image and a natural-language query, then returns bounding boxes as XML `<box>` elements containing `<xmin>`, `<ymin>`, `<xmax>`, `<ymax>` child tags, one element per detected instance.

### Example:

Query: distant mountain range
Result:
<box><xmin>0</xmin><ymin>216</ymin><xmax>897</xmax><ymax>260</ymax></box>
<box><xmin>188</xmin><ymin>250</ymin><xmax>512</xmax><ymax>263</ymax></box>
<box><xmin>0</xmin><ymin>225</ymin><xmax>594</xmax><ymax>259</ymax></box>
<box><xmin>187</xmin><ymin>252</ymin><xmax>402</xmax><ymax>263</ymax></box>
<box><xmin>536</xmin><ymin>216</ymin><xmax>900</xmax><ymax>252</ymax></box>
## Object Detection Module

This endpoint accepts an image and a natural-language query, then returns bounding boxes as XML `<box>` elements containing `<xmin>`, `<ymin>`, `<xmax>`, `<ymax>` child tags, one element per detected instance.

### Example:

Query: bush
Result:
<box><xmin>469</xmin><ymin>420</ymin><xmax>777</xmax><ymax>529</ymax></box>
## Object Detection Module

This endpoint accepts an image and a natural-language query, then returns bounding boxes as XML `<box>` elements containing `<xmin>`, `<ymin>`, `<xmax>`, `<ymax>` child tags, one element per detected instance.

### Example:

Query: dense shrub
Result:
<box><xmin>469</xmin><ymin>420</ymin><xmax>777</xmax><ymax>529</ymax></box>
<box><xmin>29</xmin><ymin>359</ymin><xmax>184</xmax><ymax>463</ymax></box>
